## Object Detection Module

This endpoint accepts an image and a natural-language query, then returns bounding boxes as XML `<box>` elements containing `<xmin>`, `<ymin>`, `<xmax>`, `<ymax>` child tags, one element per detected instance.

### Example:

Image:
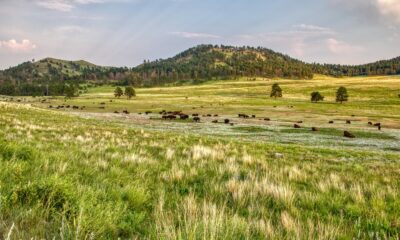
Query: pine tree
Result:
<box><xmin>270</xmin><ymin>83</ymin><xmax>283</xmax><ymax>98</ymax></box>
<box><xmin>336</xmin><ymin>87</ymin><xmax>348</xmax><ymax>103</ymax></box>
<box><xmin>311</xmin><ymin>91</ymin><xmax>324</xmax><ymax>102</ymax></box>
<box><xmin>124</xmin><ymin>86</ymin><xmax>136</xmax><ymax>99</ymax></box>
<box><xmin>114</xmin><ymin>87</ymin><xmax>123</xmax><ymax>98</ymax></box>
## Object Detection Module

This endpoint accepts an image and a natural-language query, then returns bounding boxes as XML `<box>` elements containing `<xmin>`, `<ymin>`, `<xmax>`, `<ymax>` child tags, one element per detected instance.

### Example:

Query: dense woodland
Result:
<box><xmin>0</xmin><ymin>45</ymin><xmax>399</xmax><ymax>96</ymax></box>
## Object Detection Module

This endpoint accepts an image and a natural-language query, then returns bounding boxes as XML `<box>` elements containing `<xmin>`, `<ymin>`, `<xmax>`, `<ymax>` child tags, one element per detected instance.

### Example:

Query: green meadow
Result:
<box><xmin>1</xmin><ymin>75</ymin><xmax>400</xmax><ymax>239</ymax></box>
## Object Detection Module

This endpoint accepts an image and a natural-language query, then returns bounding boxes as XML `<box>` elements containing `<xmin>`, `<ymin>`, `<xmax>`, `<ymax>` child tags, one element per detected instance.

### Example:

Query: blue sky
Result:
<box><xmin>0</xmin><ymin>0</ymin><xmax>399</xmax><ymax>69</ymax></box>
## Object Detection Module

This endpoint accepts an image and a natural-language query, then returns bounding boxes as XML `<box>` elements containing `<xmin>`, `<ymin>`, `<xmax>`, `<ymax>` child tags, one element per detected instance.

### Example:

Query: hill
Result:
<box><xmin>132</xmin><ymin>45</ymin><xmax>314</xmax><ymax>86</ymax></box>
<box><xmin>1</xmin><ymin>44</ymin><xmax>400</xmax><ymax>96</ymax></box>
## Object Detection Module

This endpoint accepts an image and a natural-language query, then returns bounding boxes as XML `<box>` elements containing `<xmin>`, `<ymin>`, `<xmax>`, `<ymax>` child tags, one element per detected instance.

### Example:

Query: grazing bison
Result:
<box><xmin>344</xmin><ymin>131</ymin><xmax>355</xmax><ymax>138</ymax></box>
<box><xmin>193</xmin><ymin>117</ymin><xmax>201</xmax><ymax>122</ymax></box>
<box><xmin>346</xmin><ymin>120</ymin><xmax>351</xmax><ymax>124</ymax></box>
<box><xmin>252</xmin><ymin>115</ymin><xmax>256</xmax><ymax>118</ymax></box>
<box><xmin>48</xmin><ymin>105</ymin><xmax>53</xmax><ymax>108</ymax></box>
<box><xmin>207</xmin><ymin>114</ymin><xmax>212</xmax><ymax>117</ymax></box>
<box><xmin>368</xmin><ymin>122</ymin><xmax>373</xmax><ymax>125</ymax></box>
<box><xmin>123</xmin><ymin>110</ymin><xmax>130</xmax><ymax>114</ymax></box>
<box><xmin>72</xmin><ymin>106</ymin><xmax>79</xmax><ymax>109</ymax></box>
<box><xmin>224</xmin><ymin>119</ymin><xmax>230</xmax><ymax>124</ymax></box>
<box><xmin>264</xmin><ymin>118</ymin><xmax>271</xmax><ymax>121</ymax></box>
<box><xmin>238</xmin><ymin>114</ymin><xmax>250</xmax><ymax>119</ymax></box>
<box><xmin>180</xmin><ymin>114</ymin><xmax>189</xmax><ymax>120</ymax></box>
<box><xmin>212</xmin><ymin>120</ymin><xmax>218</xmax><ymax>123</ymax></box>
<box><xmin>163</xmin><ymin>115</ymin><xmax>176</xmax><ymax>120</ymax></box>
<box><xmin>311</xmin><ymin>127</ymin><xmax>319</xmax><ymax>132</ymax></box>
<box><xmin>329</xmin><ymin>121</ymin><xmax>334</xmax><ymax>124</ymax></box>
<box><xmin>294</xmin><ymin>124</ymin><xmax>301</xmax><ymax>129</ymax></box>
<box><xmin>114</xmin><ymin>111</ymin><xmax>119</xmax><ymax>114</ymax></box>
<box><xmin>100</xmin><ymin>102</ymin><xmax>106</xmax><ymax>105</ymax></box>
<box><xmin>214</xmin><ymin>114</ymin><xmax>219</xmax><ymax>117</ymax></box>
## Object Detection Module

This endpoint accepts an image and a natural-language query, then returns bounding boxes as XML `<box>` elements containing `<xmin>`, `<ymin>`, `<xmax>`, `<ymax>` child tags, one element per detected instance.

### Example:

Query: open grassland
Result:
<box><xmin>1</xmin><ymin>75</ymin><xmax>400</xmax><ymax>239</ymax></box>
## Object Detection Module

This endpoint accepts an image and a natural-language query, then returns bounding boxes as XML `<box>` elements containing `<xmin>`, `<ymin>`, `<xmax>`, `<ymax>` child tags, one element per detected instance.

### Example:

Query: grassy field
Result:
<box><xmin>1</xmin><ymin>75</ymin><xmax>400</xmax><ymax>239</ymax></box>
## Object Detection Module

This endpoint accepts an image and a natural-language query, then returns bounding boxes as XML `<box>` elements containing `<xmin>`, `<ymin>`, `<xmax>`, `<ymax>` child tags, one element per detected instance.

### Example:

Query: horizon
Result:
<box><xmin>1</xmin><ymin>0</ymin><xmax>400</xmax><ymax>69</ymax></box>
<box><xmin>2</xmin><ymin>44</ymin><xmax>400</xmax><ymax>71</ymax></box>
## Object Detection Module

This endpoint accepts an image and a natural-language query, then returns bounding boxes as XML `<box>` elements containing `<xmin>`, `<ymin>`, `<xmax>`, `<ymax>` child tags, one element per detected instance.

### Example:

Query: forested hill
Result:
<box><xmin>0</xmin><ymin>45</ymin><xmax>400</xmax><ymax>96</ymax></box>
<box><xmin>312</xmin><ymin>57</ymin><xmax>400</xmax><ymax>77</ymax></box>
<box><xmin>132</xmin><ymin>45</ymin><xmax>314</xmax><ymax>86</ymax></box>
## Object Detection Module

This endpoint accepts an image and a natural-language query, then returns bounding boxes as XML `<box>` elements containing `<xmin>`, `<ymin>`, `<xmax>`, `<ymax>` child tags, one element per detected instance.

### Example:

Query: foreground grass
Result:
<box><xmin>0</xmin><ymin>102</ymin><xmax>399</xmax><ymax>239</ymax></box>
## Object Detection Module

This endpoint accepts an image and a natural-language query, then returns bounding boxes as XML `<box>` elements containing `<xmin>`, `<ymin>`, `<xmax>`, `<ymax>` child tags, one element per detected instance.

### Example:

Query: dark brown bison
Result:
<box><xmin>123</xmin><ymin>110</ymin><xmax>130</xmax><ymax>114</ymax></box>
<box><xmin>264</xmin><ymin>118</ymin><xmax>271</xmax><ymax>121</ymax></box>
<box><xmin>163</xmin><ymin>115</ymin><xmax>176</xmax><ymax>120</ymax></box>
<box><xmin>212</xmin><ymin>120</ymin><xmax>218</xmax><ymax>123</ymax></box>
<box><xmin>224</xmin><ymin>119</ymin><xmax>230</xmax><ymax>124</ymax></box>
<box><xmin>368</xmin><ymin>122</ymin><xmax>373</xmax><ymax>125</ymax></box>
<box><xmin>252</xmin><ymin>115</ymin><xmax>256</xmax><ymax>118</ymax></box>
<box><xmin>294</xmin><ymin>124</ymin><xmax>301</xmax><ymax>129</ymax></box>
<box><xmin>114</xmin><ymin>111</ymin><xmax>119</xmax><ymax>114</ymax></box>
<box><xmin>344</xmin><ymin>131</ymin><xmax>355</xmax><ymax>138</ymax></box>
<box><xmin>180</xmin><ymin>114</ymin><xmax>189</xmax><ymax>120</ymax></box>
<box><xmin>193</xmin><ymin>117</ymin><xmax>201</xmax><ymax>122</ymax></box>
<box><xmin>72</xmin><ymin>106</ymin><xmax>79</xmax><ymax>109</ymax></box>
<box><xmin>297</xmin><ymin>121</ymin><xmax>303</xmax><ymax>124</ymax></box>
<box><xmin>329</xmin><ymin>121</ymin><xmax>334</xmax><ymax>124</ymax></box>
<box><xmin>192</xmin><ymin>114</ymin><xmax>199</xmax><ymax>117</ymax></box>
<box><xmin>311</xmin><ymin>127</ymin><xmax>319</xmax><ymax>132</ymax></box>
<box><xmin>346</xmin><ymin>120</ymin><xmax>351</xmax><ymax>124</ymax></box>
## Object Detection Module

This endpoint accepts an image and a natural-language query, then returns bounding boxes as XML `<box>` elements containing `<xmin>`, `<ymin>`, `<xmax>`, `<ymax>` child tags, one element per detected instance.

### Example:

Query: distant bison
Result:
<box><xmin>212</xmin><ymin>120</ymin><xmax>218</xmax><ymax>123</ymax></box>
<box><xmin>329</xmin><ymin>121</ymin><xmax>334</xmax><ymax>124</ymax></box>
<box><xmin>114</xmin><ymin>111</ymin><xmax>119</xmax><ymax>114</ymax></box>
<box><xmin>368</xmin><ymin>122</ymin><xmax>373</xmax><ymax>125</ymax></box>
<box><xmin>264</xmin><ymin>118</ymin><xmax>271</xmax><ymax>121</ymax></box>
<box><xmin>346</xmin><ymin>120</ymin><xmax>351</xmax><ymax>124</ymax></box>
<box><xmin>145</xmin><ymin>111</ymin><xmax>152</xmax><ymax>115</ymax></box>
<box><xmin>193</xmin><ymin>117</ymin><xmax>201</xmax><ymax>122</ymax></box>
<box><xmin>311</xmin><ymin>127</ymin><xmax>319</xmax><ymax>132</ymax></box>
<box><xmin>294</xmin><ymin>124</ymin><xmax>301</xmax><ymax>129</ymax></box>
<box><xmin>344</xmin><ymin>131</ymin><xmax>355</xmax><ymax>138</ymax></box>
<box><xmin>163</xmin><ymin>115</ymin><xmax>176</xmax><ymax>120</ymax></box>
<box><xmin>180</xmin><ymin>114</ymin><xmax>189</xmax><ymax>120</ymax></box>
<box><xmin>123</xmin><ymin>110</ymin><xmax>130</xmax><ymax>114</ymax></box>
<box><xmin>192</xmin><ymin>114</ymin><xmax>199</xmax><ymax>117</ymax></box>
<box><xmin>252</xmin><ymin>115</ymin><xmax>256</xmax><ymax>118</ymax></box>
<box><xmin>297</xmin><ymin>121</ymin><xmax>303</xmax><ymax>124</ymax></box>
<box><xmin>224</xmin><ymin>119</ymin><xmax>230</xmax><ymax>124</ymax></box>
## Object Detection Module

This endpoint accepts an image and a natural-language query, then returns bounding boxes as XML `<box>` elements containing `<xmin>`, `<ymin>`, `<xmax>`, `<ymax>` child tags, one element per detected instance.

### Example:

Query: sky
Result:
<box><xmin>0</xmin><ymin>0</ymin><xmax>400</xmax><ymax>69</ymax></box>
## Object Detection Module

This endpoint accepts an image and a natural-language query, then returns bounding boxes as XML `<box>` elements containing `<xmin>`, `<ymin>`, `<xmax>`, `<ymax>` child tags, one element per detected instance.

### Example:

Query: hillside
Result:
<box><xmin>1</xmin><ymin>44</ymin><xmax>400</xmax><ymax>96</ymax></box>
<box><xmin>132</xmin><ymin>45</ymin><xmax>315</xmax><ymax>86</ymax></box>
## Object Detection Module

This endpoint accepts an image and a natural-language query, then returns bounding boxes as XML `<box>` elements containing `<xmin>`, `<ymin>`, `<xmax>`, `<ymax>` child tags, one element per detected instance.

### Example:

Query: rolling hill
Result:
<box><xmin>0</xmin><ymin>44</ymin><xmax>400</xmax><ymax>96</ymax></box>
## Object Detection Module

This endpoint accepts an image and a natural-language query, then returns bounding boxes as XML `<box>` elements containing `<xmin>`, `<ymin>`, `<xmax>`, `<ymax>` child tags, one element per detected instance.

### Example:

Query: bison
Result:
<box><xmin>180</xmin><ymin>114</ymin><xmax>189</xmax><ymax>120</ymax></box>
<box><xmin>264</xmin><ymin>118</ymin><xmax>271</xmax><ymax>121</ymax></box>
<box><xmin>344</xmin><ymin>131</ymin><xmax>355</xmax><ymax>138</ymax></box>
<box><xmin>346</xmin><ymin>120</ymin><xmax>351</xmax><ymax>124</ymax></box>
<box><xmin>294</xmin><ymin>124</ymin><xmax>301</xmax><ymax>129</ymax></box>
<box><xmin>224</xmin><ymin>119</ymin><xmax>230</xmax><ymax>124</ymax></box>
<box><xmin>311</xmin><ymin>127</ymin><xmax>319</xmax><ymax>132</ymax></box>
<box><xmin>123</xmin><ymin>110</ymin><xmax>130</xmax><ymax>114</ymax></box>
<box><xmin>329</xmin><ymin>121</ymin><xmax>334</xmax><ymax>124</ymax></box>
<box><xmin>212</xmin><ymin>120</ymin><xmax>218</xmax><ymax>123</ymax></box>
<box><xmin>193</xmin><ymin>117</ymin><xmax>201</xmax><ymax>122</ymax></box>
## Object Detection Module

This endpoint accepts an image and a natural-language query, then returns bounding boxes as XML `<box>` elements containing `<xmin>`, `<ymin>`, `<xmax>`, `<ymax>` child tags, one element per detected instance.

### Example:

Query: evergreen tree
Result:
<box><xmin>124</xmin><ymin>86</ymin><xmax>135</xmax><ymax>99</ymax></box>
<box><xmin>311</xmin><ymin>91</ymin><xmax>324</xmax><ymax>102</ymax></box>
<box><xmin>114</xmin><ymin>87</ymin><xmax>123</xmax><ymax>98</ymax></box>
<box><xmin>65</xmin><ymin>85</ymin><xmax>77</xmax><ymax>99</ymax></box>
<box><xmin>336</xmin><ymin>87</ymin><xmax>348</xmax><ymax>103</ymax></box>
<box><xmin>270</xmin><ymin>83</ymin><xmax>283</xmax><ymax>98</ymax></box>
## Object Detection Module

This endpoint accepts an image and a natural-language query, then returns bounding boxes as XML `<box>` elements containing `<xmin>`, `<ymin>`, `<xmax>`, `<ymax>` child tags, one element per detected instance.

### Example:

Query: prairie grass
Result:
<box><xmin>1</xmin><ymin>75</ymin><xmax>400</xmax><ymax>239</ymax></box>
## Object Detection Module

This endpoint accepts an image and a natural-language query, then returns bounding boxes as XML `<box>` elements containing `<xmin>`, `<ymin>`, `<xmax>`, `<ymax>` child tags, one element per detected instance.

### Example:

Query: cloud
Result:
<box><xmin>326</xmin><ymin>38</ymin><xmax>364</xmax><ymax>54</ymax></box>
<box><xmin>0</xmin><ymin>39</ymin><xmax>37</xmax><ymax>52</ymax></box>
<box><xmin>238</xmin><ymin>24</ymin><xmax>336</xmax><ymax>57</ymax></box>
<box><xmin>35</xmin><ymin>0</ymin><xmax>128</xmax><ymax>12</ymax></box>
<box><xmin>169</xmin><ymin>31</ymin><xmax>221</xmax><ymax>39</ymax></box>
<box><xmin>376</xmin><ymin>0</ymin><xmax>400</xmax><ymax>22</ymax></box>
<box><xmin>329</xmin><ymin>0</ymin><xmax>400</xmax><ymax>23</ymax></box>
<box><xmin>54</xmin><ymin>25</ymin><xmax>85</xmax><ymax>34</ymax></box>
